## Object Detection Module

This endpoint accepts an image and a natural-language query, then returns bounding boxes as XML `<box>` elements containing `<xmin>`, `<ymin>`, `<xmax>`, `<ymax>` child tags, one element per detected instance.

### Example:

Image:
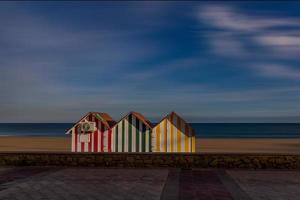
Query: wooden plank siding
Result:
<box><xmin>69</xmin><ymin>112</ymin><xmax>115</xmax><ymax>153</ymax></box>
<box><xmin>111</xmin><ymin>112</ymin><xmax>152</xmax><ymax>152</ymax></box>
<box><xmin>152</xmin><ymin>112</ymin><xmax>196</xmax><ymax>153</ymax></box>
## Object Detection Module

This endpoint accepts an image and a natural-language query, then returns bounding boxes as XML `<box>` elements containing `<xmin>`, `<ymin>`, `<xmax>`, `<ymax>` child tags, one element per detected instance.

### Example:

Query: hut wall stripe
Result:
<box><xmin>103</xmin><ymin>129</ymin><xmax>107</xmax><ymax>152</ymax></box>
<box><xmin>94</xmin><ymin>128</ymin><xmax>98</xmax><ymax>152</ymax></box>
<box><xmin>75</xmin><ymin>127</ymin><xmax>78</xmax><ymax>152</ymax></box>
<box><xmin>113</xmin><ymin>127</ymin><xmax>116</xmax><ymax>152</ymax></box>
<box><xmin>118</xmin><ymin>124</ymin><xmax>122</xmax><ymax>152</ymax></box>
<box><xmin>136</xmin><ymin>117</ymin><xmax>139</xmax><ymax>152</ymax></box>
<box><xmin>72</xmin><ymin>127</ymin><xmax>75</xmax><ymax>152</ymax></box>
<box><xmin>173</xmin><ymin>116</ymin><xmax>177</xmax><ymax>152</ymax></box>
<box><xmin>110</xmin><ymin>129</ymin><xmax>113</xmax><ymax>152</ymax></box>
<box><xmin>87</xmin><ymin>116</ymin><xmax>92</xmax><ymax>152</ymax></box>
<box><xmin>125</xmin><ymin>118</ymin><xmax>128</xmax><ymax>152</ymax></box>
<box><xmin>141</xmin><ymin>121</ymin><xmax>144</xmax><ymax>152</ymax></box>
<box><xmin>91</xmin><ymin>117</ymin><xmax>94</xmax><ymax>152</ymax></box>
<box><xmin>121</xmin><ymin>121</ymin><xmax>124</xmax><ymax>152</ymax></box>
<box><xmin>78</xmin><ymin>126</ymin><xmax>82</xmax><ymax>152</ymax></box>
<box><xmin>117</xmin><ymin>126</ymin><xmax>120</xmax><ymax>152</ymax></box>
<box><xmin>156</xmin><ymin>125</ymin><xmax>160</xmax><ymax>152</ymax></box>
<box><xmin>100</xmin><ymin>122</ymin><xmax>103</xmax><ymax>152</ymax></box>
<box><xmin>158</xmin><ymin>123</ymin><xmax>161</xmax><ymax>152</ymax></box>
<box><xmin>88</xmin><ymin>133</ymin><xmax>91</xmax><ymax>152</ymax></box>
<box><xmin>145</xmin><ymin>128</ymin><xmax>149</xmax><ymax>152</ymax></box>
<box><xmin>91</xmin><ymin>131</ymin><xmax>94</xmax><ymax>152</ymax></box>
<box><xmin>98</xmin><ymin>122</ymin><xmax>101</xmax><ymax>152</ymax></box>
<box><xmin>84</xmin><ymin>138</ymin><xmax>88</xmax><ymax>152</ymax></box>
<box><xmin>146</xmin><ymin>128</ymin><xmax>149</xmax><ymax>152</ymax></box>
<box><xmin>160</xmin><ymin>121</ymin><xmax>163</xmax><ymax>151</ymax></box>
<box><xmin>139</xmin><ymin>120</ymin><xmax>142</xmax><ymax>152</ymax></box>
<box><xmin>111</xmin><ymin>128</ymin><xmax>113</xmax><ymax>152</ymax></box>
<box><xmin>128</xmin><ymin>115</ymin><xmax>132</xmax><ymax>152</ymax></box>
<box><xmin>164</xmin><ymin>120</ymin><xmax>167</xmax><ymax>152</ymax></box>
<box><xmin>160</xmin><ymin>122</ymin><xmax>164</xmax><ymax>151</ymax></box>
<box><xmin>183</xmin><ymin>127</ymin><xmax>187</xmax><ymax>152</ymax></box>
<box><xmin>105</xmin><ymin>129</ymin><xmax>108</xmax><ymax>152</ymax></box>
<box><xmin>176</xmin><ymin>116</ymin><xmax>180</xmax><ymax>152</ymax></box>
<box><xmin>132</xmin><ymin>115</ymin><xmax>136</xmax><ymax>152</ymax></box>
<box><xmin>166</xmin><ymin>119</ymin><xmax>171</xmax><ymax>152</ymax></box>
<box><xmin>183</xmin><ymin>124</ymin><xmax>187</xmax><ymax>152</ymax></box>
<box><xmin>170</xmin><ymin>115</ymin><xmax>174</xmax><ymax>152</ymax></box>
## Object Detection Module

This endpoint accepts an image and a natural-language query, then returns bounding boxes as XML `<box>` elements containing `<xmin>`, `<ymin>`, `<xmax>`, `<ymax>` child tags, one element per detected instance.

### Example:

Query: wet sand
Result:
<box><xmin>0</xmin><ymin>136</ymin><xmax>299</xmax><ymax>153</ymax></box>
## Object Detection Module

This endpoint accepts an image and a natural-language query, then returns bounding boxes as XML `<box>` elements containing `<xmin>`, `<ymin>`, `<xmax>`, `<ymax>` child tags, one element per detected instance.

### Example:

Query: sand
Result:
<box><xmin>0</xmin><ymin>136</ymin><xmax>70</xmax><ymax>152</ymax></box>
<box><xmin>197</xmin><ymin>138</ymin><xmax>300</xmax><ymax>154</ymax></box>
<box><xmin>0</xmin><ymin>136</ymin><xmax>299</xmax><ymax>153</ymax></box>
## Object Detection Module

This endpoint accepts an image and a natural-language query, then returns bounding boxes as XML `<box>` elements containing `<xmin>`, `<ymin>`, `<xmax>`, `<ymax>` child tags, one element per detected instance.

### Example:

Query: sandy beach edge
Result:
<box><xmin>0</xmin><ymin>136</ymin><xmax>300</xmax><ymax>153</ymax></box>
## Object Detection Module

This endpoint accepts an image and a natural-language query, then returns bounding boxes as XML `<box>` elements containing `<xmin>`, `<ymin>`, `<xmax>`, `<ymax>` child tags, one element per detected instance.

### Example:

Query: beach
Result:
<box><xmin>0</xmin><ymin>136</ymin><xmax>299</xmax><ymax>153</ymax></box>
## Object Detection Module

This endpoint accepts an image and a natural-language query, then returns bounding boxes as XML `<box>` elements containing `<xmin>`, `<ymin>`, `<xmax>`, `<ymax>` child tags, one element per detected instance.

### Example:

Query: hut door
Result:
<box><xmin>103</xmin><ymin>131</ymin><xmax>108</xmax><ymax>152</ymax></box>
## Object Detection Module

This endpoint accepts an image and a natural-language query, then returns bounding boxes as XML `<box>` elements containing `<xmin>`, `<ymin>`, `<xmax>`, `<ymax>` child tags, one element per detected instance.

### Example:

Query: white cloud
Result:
<box><xmin>254</xmin><ymin>34</ymin><xmax>300</xmax><ymax>57</ymax></box>
<box><xmin>251</xmin><ymin>64</ymin><xmax>300</xmax><ymax>79</ymax></box>
<box><xmin>197</xmin><ymin>4</ymin><xmax>300</xmax><ymax>79</ymax></box>
<box><xmin>256</xmin><ymin>35</ymin><xmax>300</xmax><ymax>46</ymax></box>
<box><xmin>198</xmin><ymin>5</ymin><xmax>300</xmax><ymax>32</ymax></box>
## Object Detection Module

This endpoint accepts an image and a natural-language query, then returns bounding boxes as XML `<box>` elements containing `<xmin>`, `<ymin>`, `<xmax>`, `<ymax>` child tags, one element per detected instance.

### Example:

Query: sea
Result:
<box><xmin>0</xmin><ymin>123</ymin><xmax>300</xmax><ymax>138</ymax></box>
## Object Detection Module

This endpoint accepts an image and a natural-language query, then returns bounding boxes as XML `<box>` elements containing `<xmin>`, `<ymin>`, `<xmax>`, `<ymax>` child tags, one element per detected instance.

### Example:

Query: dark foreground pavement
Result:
<box><xmin>0</xmin><ymin>167</ymin><xmax>299</xmax><ymax>200</ymax></box>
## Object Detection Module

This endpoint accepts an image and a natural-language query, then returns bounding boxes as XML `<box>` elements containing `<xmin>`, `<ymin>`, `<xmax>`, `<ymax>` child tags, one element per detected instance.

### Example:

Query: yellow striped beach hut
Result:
<box><xmin>111</xmin><ymin>112</ymin><xmax>152</xmax><ymax>152</ymax></box>
<box><xmin>152</xmin><ymin>112</ymin><xmax>196</xmax><ymax>153</ymax></box>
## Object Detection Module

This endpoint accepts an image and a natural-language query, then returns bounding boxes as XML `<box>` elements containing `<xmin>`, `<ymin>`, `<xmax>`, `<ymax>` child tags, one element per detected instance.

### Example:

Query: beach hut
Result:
<box><xmin>111</xmin><ymin>112</ymin><xmax>152</xmax><ymax>152</ymax></box>
<box><xmin>152</xmin><ymin>112</ymin><xmax>196</xmax><ymax>153</ymax></box>
<box><xmin>66</xmin><ymin>112</ymin><xmax>116</xmax><ymax>153</ymax></box>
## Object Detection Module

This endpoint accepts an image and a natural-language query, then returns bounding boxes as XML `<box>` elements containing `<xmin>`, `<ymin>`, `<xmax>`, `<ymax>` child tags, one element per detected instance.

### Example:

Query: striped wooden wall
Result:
<box><xmin>152</xmin><ymin>113</ymin><xmax>196</xmax><ymax>153</ymax></box>
<box><xmin>71</xmin><ymin>114</ymin><xmax>112</xmax><ymax>153</ymax></box>
<box><xmin>111</xmin><ymin>114</ymin><xmax>152</xmax><ymax>152</ymax></box>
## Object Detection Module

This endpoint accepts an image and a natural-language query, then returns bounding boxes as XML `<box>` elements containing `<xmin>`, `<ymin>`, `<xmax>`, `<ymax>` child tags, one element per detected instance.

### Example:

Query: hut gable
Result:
<box><xmin>67</xmin><ymin>112</ymin><xmax>116</xmax><ymax>153</ymax></box>
<box><xmin>111</xmin><ymin>112</ymin><xmax>152</xmax><ymax>152</ymax></box>
<box><xmin>66</xmin><ymin>112</ymin><xmax>115</xmax><ymax>134</ymax></box>
<box><xmin>152</xmin><ymin>111</ymin><xmax>196</xmax><ymax>153</ymax></box>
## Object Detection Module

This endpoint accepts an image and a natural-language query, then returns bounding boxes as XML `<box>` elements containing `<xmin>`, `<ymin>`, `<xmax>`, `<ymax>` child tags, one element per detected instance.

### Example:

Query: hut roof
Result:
<box><xmin>113</xmin><ymin>111</ymin><xmax>153</xmax><ymax>129</ymax></box>
<box><xmin>65</xmin><ymin>112</ymin><xmax>116</xmax><ymax>134</ymax></box>
<box><xmin>154</xmin><ymin>111</ymin><xmax>196</xmax><ymax>134</ymax></box>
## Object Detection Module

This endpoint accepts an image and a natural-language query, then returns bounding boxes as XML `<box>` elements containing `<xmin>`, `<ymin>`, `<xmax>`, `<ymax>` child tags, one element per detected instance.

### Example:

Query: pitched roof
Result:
<box><xmin>112</xmin><ymin>111</ymin><xmax>153</xmax><ymax>129</ymax></box>
<box><xmin>154</xmin><ymin>111</ymin><xmax>195</xmax><ymax>134</ymax></box>
<box><xmin>65</xmin><ymin>112</ymin><xmax>115</xmax><ymax>134</ymax></box>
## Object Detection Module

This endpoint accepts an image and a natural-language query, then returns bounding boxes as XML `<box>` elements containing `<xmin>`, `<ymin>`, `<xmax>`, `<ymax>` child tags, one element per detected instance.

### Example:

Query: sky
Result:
<box><xmin>1</xmin><ymin>1</ymin><xmax>300</xmax><ymax>123</ymax></box>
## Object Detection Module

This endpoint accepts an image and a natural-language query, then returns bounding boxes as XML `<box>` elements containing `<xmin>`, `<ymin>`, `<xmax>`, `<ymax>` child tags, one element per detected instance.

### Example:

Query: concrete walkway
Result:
<box><xmin>0</xmin><ymin>167</ymin><xmax>299</xmax><ymax>200</ymax></box>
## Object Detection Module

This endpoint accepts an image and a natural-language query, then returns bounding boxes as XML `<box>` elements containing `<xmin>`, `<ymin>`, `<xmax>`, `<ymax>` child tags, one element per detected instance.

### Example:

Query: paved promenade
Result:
<box><xmin>0</xmin><ymin>167</ymin><xmax>299</xmax><ymax>200</ymax></box>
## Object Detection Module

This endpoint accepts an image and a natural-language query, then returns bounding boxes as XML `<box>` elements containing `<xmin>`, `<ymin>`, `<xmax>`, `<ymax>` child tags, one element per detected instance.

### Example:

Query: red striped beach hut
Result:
<box><xmin>111</xmin><ymin>112</ymin><xmax>153</xmax><ymax>152</ymax></box>
<box><xmin>152</xmin><ymin>112</ymin><xmax>196</xmax><ymax>153</ymax></box>
<box><xmin>66</xmin><ymin>112</ymin><xmax>116</xmax><ymax>152</ymax></box>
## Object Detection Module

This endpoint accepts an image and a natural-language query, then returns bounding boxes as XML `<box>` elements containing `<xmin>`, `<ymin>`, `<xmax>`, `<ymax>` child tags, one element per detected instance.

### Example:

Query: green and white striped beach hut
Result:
<box><xmin>111</xmin><ymin>112</ymin><xmax>152</xmax><ymax>152</ymax></box>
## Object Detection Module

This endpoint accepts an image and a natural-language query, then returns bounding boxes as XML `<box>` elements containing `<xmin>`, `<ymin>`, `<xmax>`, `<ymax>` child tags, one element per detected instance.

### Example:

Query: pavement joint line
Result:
<box><xmin>160</xmin><ymin>169</ymin><xmax>180</xmax><ymax>200</ymax></box>
<box><xmin>217</xmin><ymin>170</ymin><xmax>252</xmax><ymax>200</ymax></box>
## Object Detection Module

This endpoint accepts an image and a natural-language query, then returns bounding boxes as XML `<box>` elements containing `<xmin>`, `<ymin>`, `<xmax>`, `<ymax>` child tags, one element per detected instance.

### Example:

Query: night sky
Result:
<box><xmin>1</xmin><ymin>1</ymin><xmax>300</xmax><ymax>122</ymax></box>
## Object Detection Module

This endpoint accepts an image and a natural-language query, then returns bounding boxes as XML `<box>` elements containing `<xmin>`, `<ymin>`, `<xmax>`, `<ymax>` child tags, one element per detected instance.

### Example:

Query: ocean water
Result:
<box><xmin>0</xmin><ymin>123</ymin><xmax>300</xmax><ymax>138</ymax></box>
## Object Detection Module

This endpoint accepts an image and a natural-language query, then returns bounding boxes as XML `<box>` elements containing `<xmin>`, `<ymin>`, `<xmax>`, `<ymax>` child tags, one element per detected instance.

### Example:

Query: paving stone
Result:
<box><xmin>2</xmin><ymin>167</ymin><xmax>300</xmax><ymax>200</ymax></box>
<box><xmin>227</xmin><ymin>170</ymin><xmax>300</xmax><ymax>200</ymax></box>
<box><xmin>179</xmin><ymin>169</ymin><xmax>233</xmax><ymax>200</ymax></box>
<box><xmin>0</xmin><ymin>168</ymin><xmax>168</xmax><ymax>200</ymax></box>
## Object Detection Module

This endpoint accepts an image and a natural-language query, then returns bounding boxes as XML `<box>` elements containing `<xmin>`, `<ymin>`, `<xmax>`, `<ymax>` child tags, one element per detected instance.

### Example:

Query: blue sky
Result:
<box><xmin>1</xmin><ymin>1</ymin><xmax>300</xmax><ymax>123</ymax></box>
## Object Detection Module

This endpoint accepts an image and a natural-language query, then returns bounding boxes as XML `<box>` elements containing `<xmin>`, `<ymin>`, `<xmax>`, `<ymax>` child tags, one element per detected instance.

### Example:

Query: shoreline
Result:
<box><xmin>1</xmin><ymin>135</ymin><xmax>300</xmax><ymax>139</ymax></box>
